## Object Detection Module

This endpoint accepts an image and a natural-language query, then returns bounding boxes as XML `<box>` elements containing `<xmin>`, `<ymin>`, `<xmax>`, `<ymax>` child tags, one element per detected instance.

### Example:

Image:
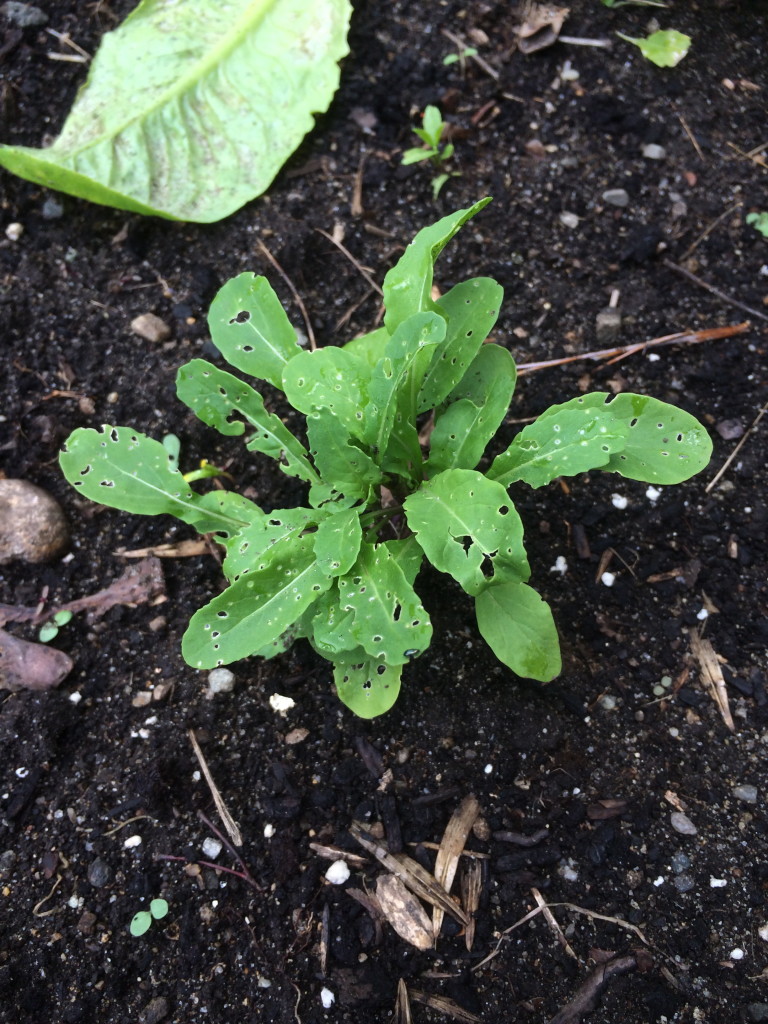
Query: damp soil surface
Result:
<box><xmin>1</xmin><ymin>2</ymin><xmax>768</xmax><ymax>1022</ymax></box>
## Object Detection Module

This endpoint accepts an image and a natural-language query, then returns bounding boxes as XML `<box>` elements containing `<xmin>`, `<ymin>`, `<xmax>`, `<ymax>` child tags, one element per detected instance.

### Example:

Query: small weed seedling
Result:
<box><xmin>401</xmin><ymin>105</ymin><xmax>459</xmax><ymax>200</ymax></box>
<box><xmin>443</xmin><ymin>45</ymin><xmax>478</xmax><ymax>69</ymax></box>
<box><xmin>61</xmin><ymin>199</ymin><xmax>712</xmax><ymax>719</ymax></box>
<box><xmin>129</xmin><ymin>898</ymin><xmax>169</xmax><ymax>937</ymax></box>
<box><xmin>747</xmin><ymin>212</ymin><xmax>768</xmax><ymax>239</ymax></box>
<box><xmin>616</xmin><ymin>28</ymin><xmax>691</xmax><ymax>67</ymax></box>
<box><xmin>38</xmin><ymin>609</ymin><xmax>73</xmax><ymax>644</ymax></box>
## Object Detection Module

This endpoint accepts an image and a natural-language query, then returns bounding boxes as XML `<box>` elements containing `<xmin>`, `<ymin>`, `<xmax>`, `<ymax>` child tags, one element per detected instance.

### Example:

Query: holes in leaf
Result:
<box><xmin>499</xmin><ymin>505</ymin><xmax>509</xmax><ymax>516</ymax></box>
<box><xmin>211</xmin><ymin>631</ymin><xmax>220</xmax><ymax>639</ymax></box>
<box><xmin>363</xmin><ymin>678</ymin><xmax>372</xmax><ymax>690</ymax></box>
<box><xmin>231</xmin><ymin>310</ymin><xmax>251</xmax><ymax>324</ymax></box>
<box><xmin>217</xmin><ymin>611</ymin><xmax>228</xmax><ymax>619</ymax></box>
<box><xmin>99</xmin><ymin>480</ymin><xmax>115</xmax><ymax>488</ymax></box>
<box><xmin>629</xmin><ymin>418</ymin><xmax>638</xmax><ymax>427</ymax></box>
<box><xmin>376</xmin><ymin>665</ymin><xmax>386</xmax><ymax>675</ymax></box>
<box><xmin>393</xmin><ymin>603</ymin><xmax>402</xmax><ymax>621</ymax></box>
<box><xmin>676</xmin><ymin>433</ymin><xmax>683</xmax><ymax>442</ymax></box>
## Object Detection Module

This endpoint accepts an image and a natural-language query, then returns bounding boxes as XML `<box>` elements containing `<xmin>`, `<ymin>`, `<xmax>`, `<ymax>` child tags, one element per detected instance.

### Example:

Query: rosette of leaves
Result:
<box><xmin>60</xmin><ymin>199</ymin><xmax>713</xmax><ymax>717</ymax></box>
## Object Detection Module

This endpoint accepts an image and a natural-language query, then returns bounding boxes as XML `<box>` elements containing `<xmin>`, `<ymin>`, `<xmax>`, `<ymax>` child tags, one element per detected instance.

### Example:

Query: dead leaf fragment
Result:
<box><xmin>376</xmin><ymin>874</ymin><xmax>434</xmax><ymax>950</ymax></box>
<box><xmin>0</xmin><ymin>629</ymin><xmax>73</xmax><ymax>691</ymax></box>
<box><xmin>433</xmin><ymin>794</ymin><xmax>480</xmax><ymax>938</ymax></box>
<box><xmin>689</xmin><ymin>628</ymin><xmax>735</xmax><ymax>732</ymax></box>
<box><xmin>517</xmin><ymin>4</ymin><xmax>569</xmax><ymax>54</ymax></box>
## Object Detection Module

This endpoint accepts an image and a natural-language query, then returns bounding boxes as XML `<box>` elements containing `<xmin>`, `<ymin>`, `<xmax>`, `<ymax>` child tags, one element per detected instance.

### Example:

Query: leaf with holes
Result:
<box><xmin>0</xmin><ymin>0</ymin><xmax>351</xmax><ymax>221</ymax></box>
<box><xmin>417</xmin><ymin>278</ymin><xmax>504</xmax><ymax>412</ymax></box>
<box><xmin>183</xmin><ymin>534</ymin><xmax>332</xmax><ymax>669</ymax></box>
<box><xmin>60</xmin><ymin>426</ymin><xmax>250</xmax><ymax>535</ymax></box>
<box><xmin>490</xmin><ymin>392</ymin><xmax>713</xmax><ymax>487</ymax></box>
<box><xmin>283</xmin><ymin>347</ymin><xmax>371</xmax><ymax>440</ymax></box>
<box><xmin>208</xmin><ymin>274</ymin><xmax>303</xmax><ymax>388</ymax></box>
<box><xmin>428</xmin><ymin>343</ymin><xmax>517</xmax><ymax>473</ymax></box>
<box><xmin>220</xmin><ymin>507</ymin><xmax>322</xmax><ymax>582</ymax></box>
<box><xmin>313</xmin><ymin>506</ymin><xmax>362</xmax><ymax>577</ymax></box>
<box><xmin>176</xmin><ymin>359</ymin><xmax>318</xmax><ymax>483</ymax></box>
<box><xmin>337</xmin><ymin>543</ymin><xmax>432</xmax><ymax>665</ymax></box>
<box><xmin>331</xmin><ymin>649</ymin><xmax>403</xmax><ymax>718</ymax></box>
<box><xmin>382</xmin><ymin>199</ymin><xmax>491</xmax><ymax>331</ymax></box>
<box><xmin>307</xmin><ymin>409</ymin><xmax>382</xmax><ymax>503</ymax></box>
<box><xmin>475</xmin><ymin>581</ymin><xmax>561</xmax><ymax>682</ymax></box>
<box><xmin>404</xmin><ymin>469</ymin><xmax>529</xmax><ymax>596</ymax></box>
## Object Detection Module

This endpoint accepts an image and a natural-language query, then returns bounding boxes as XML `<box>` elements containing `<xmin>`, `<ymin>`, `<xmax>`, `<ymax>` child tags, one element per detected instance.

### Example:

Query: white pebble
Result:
<box><xmin>645</xmin><ymin>486</ymin><xmax>662</xmax><ymax>502</ymax></box>
<box><xmin>559</xmin><ymin>211</ymin><xmax>580</xmax><ymax>229</ymax></box>
<box><xmin>696</xmin><ymin>608</ymin><xmax>709</xmax><ymax>621</ymax></box>
<box><xmin>601</xmin><ymin>572</ymin><xmax>616</xmax><ymax>587</ymax></box>
<box><xmin>550</xmin><ymin>555</ymin><xmax>568</xmax><ymax>575</ymax></box>
<box><xmin>484</xmin><ymin>763</ymin><xmax>493</xmax><ymax>774</ymax></box>
<box><xmin>68</xmin><ymin>692</ymin><xmax>82</xmax><ymax>704</ymax></box>
<box><xmin>642</xmin><ymin>143</ymin><xmax>666</xmax><ymax>160</ymax></box>
<box><xmin>730</xmin><ymin>948</ymin><xmax>745</xmax><ymax>960</ymax></box>
<box><xmin>647</xmin><ymin>353</ymin><xmax>661</xmax><ymax>362</ymax></box>
<box><xmin>758</xmin><ymin>923</ymin><xmax>768</xmax><ymax>942</ymax></box>
<box><xmin>201</xmin><ymin>838</ymin><xmax>223</xmax><ymax>860</ymax></box>
<box><xmin>560</xmin><ymin>60</ymin><xmax>579</xmax><ymax>81</ymax></box>
<box><xmin>320</xmin><ymin>988</ymin><xmax>335</xmax><ymax>1009</ymax></box>
<box><xmin>208</xmin><ymin>668</ymin><xmax>235</xmax><ymax>694</ymax></box>
<box><xmin>68</xmin><ymin>895</ymin><xmax>83</xmax><ymax>909</ymax></box>
<box><xmin>653</xmin><ymin>876</ymin><xmax>665</xmax><ymax>887</ymax></box>
<box><xmin>558</xmin><ymin>859</ymin><xmax>579</xmax><ymax>882</ymax></box>
<box><xmin>611</xmin><ymin>494</ymin><xmax>628</xmax><ymax>510</ymax></box>
<box><xmin>263</xmin><ymin>824</ymin><xmax>275</xmax><ymax>839</ymax></box>
<box><xmin>325</xmin><ymin>859</ymin><xmax>351</xmax><ymax>885</ymax></box>
<box><xmin>709</xmin><ymin>877</ymin><xmax>727</xmax><ymax>888</ymax></box>
<box><xmin>5</xmin><ymin>222</ymin><xmax>23</xmax><ymax>241</ymax></box>
<box><xmin>269</xmin><ymin>693</ymin><xmax>295</xmax><ymax>714</ymax></box>
<box><xmin>124</xmin><ymin>835</ymin><xmax>142</xmax><ymax>849</ymax></box>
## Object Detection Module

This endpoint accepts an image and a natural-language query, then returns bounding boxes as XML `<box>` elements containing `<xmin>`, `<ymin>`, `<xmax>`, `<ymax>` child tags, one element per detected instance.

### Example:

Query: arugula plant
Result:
<box><xmin>616</xmin><ymin>28</ymin><xmax>691</xmax><ymax>67</ymax></box>
<box><xmin>401</xmin><ymin>106</ymin><xmax>460</xmax><ymax>200</ymax></box>
<box><xmin>60</xmin><ymin>199</ymin><xmax>712</xmax><ymax>718</ymax></box>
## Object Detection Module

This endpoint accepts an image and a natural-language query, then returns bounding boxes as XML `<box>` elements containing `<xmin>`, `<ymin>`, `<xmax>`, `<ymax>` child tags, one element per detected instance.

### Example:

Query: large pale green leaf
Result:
<box><xmin>428</xmin><ymin>344</ymin><xmax>517</xmax><ymax>473</ymax></box>
<box><xmin>331</xmin><ymin>649</ymin><xmax>403</xmax><ymax>719</ymax></box>
<box><xmin>417</xmin><ymin>278</ymin><xmax>504</xmax><ymax>412</ymax></box>
<box><xmin>337</xmin><ymin>544</ymin><xmax>432</xmax><ymax>665</ymax></box>
<box><xmin>307</xmin><ymin>409</ymin><xmax>382</xmax><ymax>502</ymax></box>
<box><xmin>283</xmin><ymin>347</ymin><xmax>371</xmax><ymax>440</ymax></box>
<box><xmin>475</xmin><ymin>581</ymin><xmax>561</xmax><ymax>682</ymax></box>
<box><xmin>221</xmin><ymin>506</ymin><xmax>322</xmax><ymax>581</ymax></box>
<box><xmin>176</xmin><ymin>359</ymin><xmax>318</xmax><ymax>483</ymax></box>
<box><xmin>59</xmin><ymin>425</ymin><xmax>250</xmax><ymax>534</ymax></box>
<box><xmin>404</xmin><ymin>468</ymin><xmax>529</xmax><ymax>596</ymax></box>
<box><xmin>0</xmin><ymin>0</ymin><xmax>352</xmax><ymax>221</ymax></box>
<box><xmin>382</xmin><ymin>199</ymin><xmax>492</xmax><ymax>331</ymax></box>
<box><xmin>182</xmin><ymin>534</ymin><xmax>332</xmax><ymax>668</ymax></box>
<box><xmin>208</xmin><ymin>274</ymin><xmax>303</xmax><ymax>388</ymax></box>
<box><xmin>313</xmin><ymin>506</ymin><xmax>362</xmax><ymax>577</ymax></box>
<box><xmin>489</xmin><ymin>392</ymin><xmax>712</xmax><ymax>488</ymax></box>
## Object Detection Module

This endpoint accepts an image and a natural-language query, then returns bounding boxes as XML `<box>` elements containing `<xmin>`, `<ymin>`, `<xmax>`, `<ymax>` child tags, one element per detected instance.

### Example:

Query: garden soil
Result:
<box><xmin>1</xmin><ymin>2</ymin><xmax>767</xmax><ymax>1022</ymax></box>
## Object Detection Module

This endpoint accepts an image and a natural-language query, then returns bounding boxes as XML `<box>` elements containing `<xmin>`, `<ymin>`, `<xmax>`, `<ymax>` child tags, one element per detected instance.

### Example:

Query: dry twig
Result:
<box><xmin>188</xmin><ymin>730</ymin><xmax>243</xmax><ymax>846</ymax></box>
<box><xmin>706</xmin><ymin>399</ymin><xmax>768</xmax><ymax>494</ymax></box>
<box><xmin>255</xmin><ymin>239</ymin><xmax>316</xmax><ymax>349</ymax></box>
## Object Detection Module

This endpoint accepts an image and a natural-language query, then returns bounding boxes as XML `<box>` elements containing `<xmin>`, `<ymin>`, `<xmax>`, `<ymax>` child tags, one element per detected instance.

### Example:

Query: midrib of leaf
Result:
<box><xmin>56</xmin><ymin>0</ymin><xmax>274</xmax><ymax>159</ymax></box>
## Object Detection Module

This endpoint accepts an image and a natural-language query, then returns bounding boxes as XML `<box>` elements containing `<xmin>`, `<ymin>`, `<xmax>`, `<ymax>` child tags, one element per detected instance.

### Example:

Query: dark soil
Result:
<box><xmin>2</xmin><ymin>2</ymin><xmax>767</xmax><ymax>1022</ymax></box>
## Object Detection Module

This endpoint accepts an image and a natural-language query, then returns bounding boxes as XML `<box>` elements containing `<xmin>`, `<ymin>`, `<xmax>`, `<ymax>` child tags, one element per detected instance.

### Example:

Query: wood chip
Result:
<box><xmin>689</xmin><ymin>628</ymin><xmax>735</xmax><ymax>731</ymax></box>
<box><xmin>409</xmin><ymin>989</ymin><xmax>482</xmax><ymax>1023</ymax></box>
<box><xmin>432</xmin><ymin>794</ymin><xmax>480</xmax><ymax>938</ymax></box>
<box><xmin>376</xmin><ymin>874</ymin><xmax>434</xmax><ymax>950</ymax></box>
<box><xmin>461</xmin><ymin>857</ymin><xmax>483</xmax><ymax>951</ymax></box>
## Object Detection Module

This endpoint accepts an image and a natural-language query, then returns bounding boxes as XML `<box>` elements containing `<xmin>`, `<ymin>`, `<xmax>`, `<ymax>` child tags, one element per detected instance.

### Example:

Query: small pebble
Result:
<box><xmin>123</xmin><ymin>835</ymin><xmax>142</xmax><ymax>850</ymax></box>
<box><xmin>716</xmin><ymin>419</ymin><xmax>745</xmax><ymax>440</ymax></box>
<box><xmin>642</xmin><ymin>143</ymin><xmax>666</xmax><ymax>160</ymax></box>
<box><xmin>0</xmin><ymin>850</ymin><xmax>17</xmax><ymax>879</ymax></box>
<box><xmin>325</xmin><ymin>859</ymin><xmax>351</xmax><ymax>885</ymax></box>
<box><xmin>673</xmin><ymin>873</ymin><xmax>695</xmax><ymax>893</ymax></box>
<box><xmin>611</xmin><ymin>494</ymin><xmax>628</xmax><ymax>510</ymax></box>
<box><xmin>0</xmin><ymin>479</ymin><xmax>70</xmax><ymax>565</ymax></box>
<box><xmin>602</xmin><ymin>188</ymin><xmax>629</xmax><ymax>207</ymax></box>
<box><xmin>646</xmin><ymin>486</ymin><xmax>662</xmax><ymax>502</ymax></box>
<box><xmin>696</xmin><ymin>608</ymin><xmax>709</xmax><ymax>621</ymax></box>
<box><xmin>601</xmin><ymin>572</ymin><xmax>616</xmax><ymax>587</ymax></box>
<box><xmin>41</xmin><ymin>198</ymin><xmax>64</xmax><ymax>220</ymax></box>
<box><xmin>670</xmin><ymin>812</ymin><xmax>697</xmax><ymax>836</ymax></box>
<box><xmin>201</xmin><ymin>838</ymin><xmax>222</xmax><ymax>860</ymax></box>
<box><xmin>131</xmin><ymin>313</ymin><xmax>172</xmax><ymax>343</ymax></box>
<box><xmin>732</xmin><ymin>784</ymin><xmax>758</xmax><ymax>804</ymax></box>
<box><xmin>269</xmin><ymin>693</ymin><xmax>295</xmax><ymax>714</ymax></box>
<box><xmin>709</xmin><ymin>876</ymin><xmax>727</xmax><ymax>888</ymax></box>
<box><xmin>139</xmin><ymin>996</ymin><xmax>169</xmax><ymax>1024</ymax></box>
<box><xmin>747</xmin><ymin>1005</ymin><xmax>768</xmax><ymax>1023</ymax></box>
<box><xmin>731</xmin><ymin>948</ymin><xmax>745</xmax><ymax>960</ymax></box>
<box><xmin>4</xmin><ymin>222</ymin><xmax>23</xmax><ymax>241</ymax></box>
<box><xmin>207</xmin><ymin>667</ymin><xmax>235</xmax><ymax>694</ymax></box>
<box><xmin>759</xmin><ymin>923</ymin><xmax>768</xmax><ymax>942</ymax></box>
<box><xmin>1</xmin><ymin>2</ymin><xmax>48</xmax><ymax>27</ymax></box>
<box><xmin>549</xmin><ymin>555</ymin><xmax>568</xmax><ymax>575</ymax></box>
<box><xmin>596</xmin><ymin>308</ymin><xmax>622</xmax><ymax>344</ymax></box>
<box><xmin>320</xmin><ymin>988</ymin><xmax>335</xmax><ymax>1009</ymax></box>
<box><xmin>599</xmin><ymin>694</ymin><xmax>617</xmax><ymax>711</ymax></box>
<box><xmin>263</xmin><ymin>824</ymin><xmax>275</xmax><ymax>839</ymax></box>
<box><xmin>285</xmin><ymin>727</ymin><xmax>309</xmax><ymax>745</ymax></box>
<box><xmin>87</xmin><ymin>858</ymin><xmax>112</xmax><ymax>888</ymax></box>
<box><xmin>671</xmin><ymin>852</ymin><xmax>691</xmax><ymax>873</ymax></box>
<box><xmin>559</xmin><ymin>211</ymin><xmax>580</xmax><ymax>229</ymax></box>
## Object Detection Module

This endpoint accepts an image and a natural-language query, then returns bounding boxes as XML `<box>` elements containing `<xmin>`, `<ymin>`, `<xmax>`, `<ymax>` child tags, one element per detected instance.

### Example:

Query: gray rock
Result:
<box><xmin>642</xmin><ymin>144</ymin><xmax>666</xmax><ymax>160</ymax></box>
<box><xmin>716</xmin><ymin>419</ymin><xmax>745</xmax><ymax>441</ymax></box>
<box><xmin>602</xmin><ymin>188</ymin><xmax>629</xmax><ymax>208</ymax></box>
<box><xmin>140</xmin><ymin>997</ymin><xmax>170</xmax><ymax>1024</ymax></box>
<box><xmin>1</xmin><ymin>2</ymin><xmax>48</xmax><ymax>27</ymax></box>
<box><xmin>671</xmin><ymin>852</ymin><xmax>691</xmax><ymax>874</ymax></box>
<box><xmin>0</xmin><ymin>479</ymin><xmax>69</xmax><ymax>564</ymax></box>
<box><xmin>673</xmin><ymin>873</ymin><xmax>695</xmax><ymax>893</ymax></box>
<box><xmin>87</xmin><ymin>857</ymin><xmax>113</xmax><ymax>888</ymax></box>
<box><xmin>670</xmin><ymin>811</ymin><xmax>697</xmax><ymax>835</ymax></box>
<box><xmin>733</xmin><ymin>784</ymin><xmax>758</xmax><ymax>804</ymax></box>
<box><xmin>41</xmin><ymin>198</ymin><xmax>64</xmax><ymax>220</ymax></box>
<box><xmin>0</xmin><ymin>850</ymin><xmax>17</xmax><ymax>879</ymax></box>
<box><xmin>747</xmin><ymin>1004</ymin><xmax>768</xmax><ymax>1023</ymax></box>
<box><xmin>596</xmin><ymin>308</ymin><xmax>621</xmax><ymax>344</ymax></box>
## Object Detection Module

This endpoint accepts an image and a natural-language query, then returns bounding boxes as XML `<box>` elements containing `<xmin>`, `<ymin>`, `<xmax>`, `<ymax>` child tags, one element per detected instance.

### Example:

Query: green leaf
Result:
<box><xmin>59</xmin><ymin>426</ymin><xmax>250</xmax><ymax>535</ymax></box>
<box><xmin>382</xmin><ymin>537</ymin><xmax>424</xmax><ymax>588</ymax></box>
<box><xmin>417</xmin><ymin>278</ymin><xmax>504</xmax><ymax>411</ymax></box>
<box><xmin>38</xmin><ymin>623</ymin><xmax>60</xmax><ymax>643</ymax></box>
<box><xmin>343</xmin><ymin>326</ymin><xmax>390</xmax><ymax>368</ymax></box>
<box><xmin>130</xmin><ymin>911</ymin><xmax>152</xmax><ymax>937</ymax></box>
<box><xmin>382</xmin><ymin>199</ymin><xmax>492</xmax><ymax>332</ymax></box>
<box><xmin>428</xmin><ymin>343</ymin><xmax>517</xmax><ymax>473</ymax></box>
<box><xmin>0</xmin><ymin>0</ymin><xmax>352</xmax><ymax>222</ymax></box>
<box><xmin>337</xmin><ymin>543</ymin><xmax>432</xmax><ymax>665</ymax></box>
<box><xmin>176</xmin><ymin>359</ymin><xmax>318</xmax><ymax>483</ymax></box>
<box><xmin>490</xmin><ymin>393</ymin><xmax>713</xmax><ymax>487</ymax></box>
<box><xmin>364</xmin><ymin>312</ymin><xmax>446</xmax><ymax>469</ymax></box>
<box><xmin>747</xmin><ymin>211</ymin><xmax>768</xmax><ymax>238</ymax></box>
<box><xmin>401</xmin><ymin>148</ymin><xmax>435</xmax><ymax>166</ymax></box>
<box><xmin>221</xmin><ymin>506</ymin><xmax>321</xmax><ymax>581</ymax></box>
<box><xmin>182</xmin><ymin>534</ymin><xmax>332</xmax><ymax>669</ymax></box>
<box><xmin>150</xmin><ymin>899</ymin><xmax>169</xmax><ymax>920</ymax></box>
<box><xmin>282</xmin><ymin>346</ymin><xmax>371</xmax><ymax>440</ymax></box>
<box><xmin>475</xmin><ymin>581</ymin><xmax>561</xmax><ymax>682</ymax></box>
<box><xmin>404</xmin><ymin>469</ymin><xmax>529</xmax><ymax>596</ymax></box>
<box><xmin>208</xmin><ymin>274</ymin><xmax>303</xmax><ymax>389</ymax></box>
<box><xmin>421</xmin><ymin>105</ymin><xmax>445</xmax><ymax>145</ymax></box>
<box><xmin>313</xmin><ymin>506</ymin><xmax>362</xmax><ymax>577</ymax></box>
<box><xmin>309</xmin><ymin>584</ymin><xmax>357</xmax><ymax>657</ymax></box>
<box><xmin>331</xmin><ymin>649</ymin><xmax>403</xmax><ymax>719</ymax></box>
<box><xmin>307</xmin><ymin>409</ymin><xmax>382</xmax><ymax>502</ymax></box>
<box><xmin>617</xmin><ymin>29</ymin><xmax>691</xmax><ymax>67</ymax></box>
